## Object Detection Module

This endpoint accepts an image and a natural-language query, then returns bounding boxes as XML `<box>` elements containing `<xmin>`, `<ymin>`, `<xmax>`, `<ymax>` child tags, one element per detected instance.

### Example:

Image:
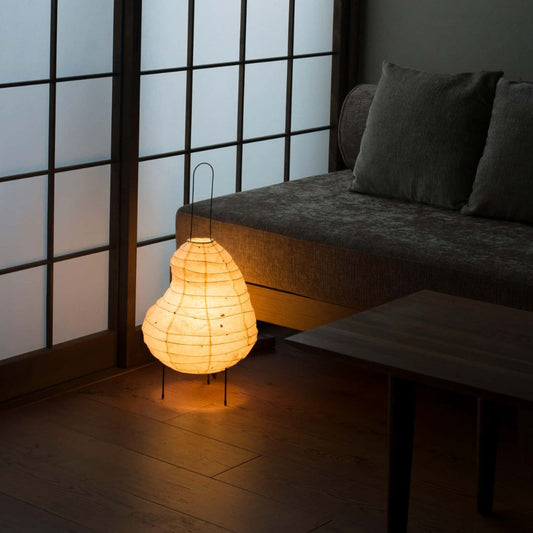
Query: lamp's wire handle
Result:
<box><xmin>189</xmin><ymin>162</ymin><xmax>214</xmax><ymax>240</ymax></box>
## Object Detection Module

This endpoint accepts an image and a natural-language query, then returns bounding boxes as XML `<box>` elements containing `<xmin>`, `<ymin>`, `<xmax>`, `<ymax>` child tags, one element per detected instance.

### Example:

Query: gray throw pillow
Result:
<box><xmin>461</xmin><ymin>79</ymin><xmax>533</xmax><ymax>224</ymax></box>
<box><xmin>351</xmin><ymin>62</ymin><xmax>502</xmax><ymax>209</ymax></box>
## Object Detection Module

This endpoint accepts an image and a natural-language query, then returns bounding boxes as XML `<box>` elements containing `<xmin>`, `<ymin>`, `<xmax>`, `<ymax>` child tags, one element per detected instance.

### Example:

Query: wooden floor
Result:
<box><xmin>1</xmin><ymin>327</ymin><xmax>532</xmax><ymax>532</ymax></box>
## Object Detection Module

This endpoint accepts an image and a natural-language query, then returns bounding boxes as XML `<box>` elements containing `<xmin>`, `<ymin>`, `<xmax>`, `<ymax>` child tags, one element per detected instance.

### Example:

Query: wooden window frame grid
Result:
<box><xmin>0</xmin><ymin>0</ymin><xmax>363</xmax><ymax>400</ymax></box>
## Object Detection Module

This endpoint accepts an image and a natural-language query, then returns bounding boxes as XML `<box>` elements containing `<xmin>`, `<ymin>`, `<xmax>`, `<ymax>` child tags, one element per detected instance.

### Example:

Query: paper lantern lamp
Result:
<box><xmin>141</xmin><ymin>162</ymin><xmax>257</xmax><ymax>383</ymax></box>
<box><xmin>142</xmin><ymin>237</ymin><xmax>257</xmax><ymax>374</ymax></box>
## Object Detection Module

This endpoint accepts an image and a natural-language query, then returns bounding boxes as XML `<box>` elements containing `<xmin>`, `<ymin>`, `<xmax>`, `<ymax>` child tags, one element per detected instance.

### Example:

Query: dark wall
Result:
<box><xmin>362</xmin><ymin>0</ymin><xmax>533</xmax><ymax>83</ymax></box>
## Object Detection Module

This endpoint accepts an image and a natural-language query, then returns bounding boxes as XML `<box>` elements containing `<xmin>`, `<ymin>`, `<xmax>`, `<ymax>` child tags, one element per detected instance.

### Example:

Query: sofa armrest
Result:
<box><xmin>338</xmin><ymin>83</ymin><xmax>376</xmax><ymax>169</ymax></box>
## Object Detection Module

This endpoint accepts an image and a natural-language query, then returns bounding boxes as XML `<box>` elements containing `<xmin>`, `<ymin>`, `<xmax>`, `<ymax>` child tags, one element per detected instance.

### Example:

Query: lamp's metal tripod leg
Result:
<box><xmin>161</xmin><ymin>364</ymin><xmax>165</xmax><ymax>400</ymax></box>
<box><xmin>224</xmin><ymin>368</ymin><xmax>227</xmax><ymax>406</ymax></box>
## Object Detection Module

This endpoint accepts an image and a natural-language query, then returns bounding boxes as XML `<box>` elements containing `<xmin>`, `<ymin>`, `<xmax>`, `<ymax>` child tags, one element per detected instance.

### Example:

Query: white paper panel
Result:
<box><xmin>0</xmin><ymin>85</ymin><xmax>48</xmax><ymax>177</ymax></box>
<box><xmin>0</xmin><ymin>176</ymin><xmax>47</xmax><ymax>269</ymax></box>
<box><xmin>194</xmin><ymin>0</ymin><xmax>240</xmax><ymax>65</ymax></box>
<box><xmin>55</xmin><ymin>78</ymin><xmax>112</xmax><ymax>167</ymax></box>
<box><xmin>242</xmin><ymin>139</ymin><xmax>285</xmax><ymax>191</ymax></box>
<box><xmin>136</xmin><ymin>240</ymin><xmax>176</xmax><ymax>326</ymax></box>
<box><xmin>57</xmin><ymin>0</ymin><xmax>114</xmax><ymax>77</ymax></box>
<box><xmin>0</xmin><ymin>0</ymin><xmax>50</xmax><ymax>84</ymax></box>
<box><xmin>291</xmin><ymin>56</ymin><xmax>332</xmax><ymax>131</ymax></box>
<box><xmin>139</xmin><ymin>72</ymin><xmax>187</xmax><ymax>157</ymax></box>
<box><xmin>246</xmin><ymin>0</ymin><xmax>289</xmax><ymax>60</ymax></box>
<box><xmin>53</xmin><ymin>252</ymin><xmax>108</xmax><ymax>344</ymax></box>
<box><xmin>290</xmin><ymin>130</ymin><xmax>329</xmax><ymax>180</ymax></box>
<box><xmin>54</xmin><ymin>166</ymin><xmax>110</xmax><ymax>256</ymax></box>
<box><xmin>190</xmin><ymin>147</ymin><xmax>236</xmax><ymax>202</ymax></box>
<box><xmin>294</xmin><ymin>0</ymin><xmax>334</xmax><ymax>54</ymax></box>
<box><xmin>244</xmin><ymin>61</ymin><xmax>287</xmax><ymax>139</ymax></box>
<box><xmin>138</xmin><ymin>156</ymin><xmax>184</xmax><ymax>241</ymax></box>
<box><xmin>141</xmin><ymin>0</ymin><xmax>188</xmax><ymax>71</ymax></box>
<box><xmin>0</xmin><ymin>267</ymin><xmax>46</xmax><ymax>359</ymax></box>
<box><xmin>191</xmin><ymin>67</ymin><xmax>238</xmax><ymax>147</ymax></box>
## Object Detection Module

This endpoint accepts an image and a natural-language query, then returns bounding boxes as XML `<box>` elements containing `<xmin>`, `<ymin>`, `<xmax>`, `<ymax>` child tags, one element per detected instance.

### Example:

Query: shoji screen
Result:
<box><xmin>136</xmin><ymin>0</ymin><xmax>334</xmax><ymax>325</ymax></box>
<box><xmin>0</xmin><ymin>0</ymin><xmax>115</xmax><ymax>360</ymax></box>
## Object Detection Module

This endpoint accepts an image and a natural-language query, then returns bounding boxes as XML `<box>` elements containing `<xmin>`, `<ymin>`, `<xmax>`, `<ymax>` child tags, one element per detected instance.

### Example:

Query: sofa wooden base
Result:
<box><xmin>247</xmin><ymin>283</ymin><xmax>359</xmax><ymax>331</ymax></box>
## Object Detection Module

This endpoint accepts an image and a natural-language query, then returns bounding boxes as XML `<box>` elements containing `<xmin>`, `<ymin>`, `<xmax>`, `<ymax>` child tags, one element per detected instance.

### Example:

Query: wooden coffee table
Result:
<box><xmin>286</xmin><ymin>290</ymin><xmax>533</xmax><ymax>533</ymax></box>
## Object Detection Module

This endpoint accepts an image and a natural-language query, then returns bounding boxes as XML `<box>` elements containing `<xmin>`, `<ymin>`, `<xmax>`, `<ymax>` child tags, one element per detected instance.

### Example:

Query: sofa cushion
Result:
<box><xmin>177</xmin><ymin>171</ymin><xmax>533</xmax><ymax>312</ymax></box>
<box><xmin>462</xmin><ymin>79</ymin><xmax>533</xmax><ymax>224</ymax></box>
<box><xmin>351</xmin><ymin>62</ymin><xmax>502</xmax><ymax>209</ymax></box>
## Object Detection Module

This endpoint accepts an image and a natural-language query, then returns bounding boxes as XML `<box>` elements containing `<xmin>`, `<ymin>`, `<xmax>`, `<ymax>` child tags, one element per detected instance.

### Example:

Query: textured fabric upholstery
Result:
<box><xmin>337</xmin><ymin>84</ymin><xmax>375</xmax><ymax>169</ymax></box>
<box><xmin>351</xmin><ymin>62</ymin><xmax>502</xmax><ymax>209</ymax></box>
<box><xmin>462</xmin><ymin>78</ymin><xmax>533</xmax><ymax>224</ymax></box>
<box><xmin>177</xmin><ymin>171</ymin><xmax>533</xmax><ymax>312</ymax></box>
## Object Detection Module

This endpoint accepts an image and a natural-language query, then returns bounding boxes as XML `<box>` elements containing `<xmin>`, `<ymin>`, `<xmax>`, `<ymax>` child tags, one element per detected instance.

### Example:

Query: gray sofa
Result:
<box><xmin>176</xmin><ymin>82</ymin><xmax>533</xmax><ymax>330</ymax></box>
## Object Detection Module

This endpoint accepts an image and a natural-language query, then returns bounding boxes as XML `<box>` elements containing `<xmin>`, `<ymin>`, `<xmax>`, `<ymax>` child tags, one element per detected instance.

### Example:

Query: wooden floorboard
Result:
<box><xmin>1</xmin><ymin>330</ymin><xmax>532</xmax><ymax>532</ymax></box>
<box><xmin>22</xmin><ymin>394</ymin><xmax>258</xmax><ymax>477</ymax></box>
<box><xmin>0</xmin><ymin>491</ymin><xmax>94</xmax><ymax>533</ymax></box>
<box><xmin>0</xmin><ymin>432</ymin><xmax>229</xmax><ymax>533</ymax></box>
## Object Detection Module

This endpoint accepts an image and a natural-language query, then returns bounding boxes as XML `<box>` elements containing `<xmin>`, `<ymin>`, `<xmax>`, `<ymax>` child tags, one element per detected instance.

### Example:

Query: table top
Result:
<box><xmin>286</xmin><ymin>291</ymin><xmax>533</xmax><ymax>405</ymax></box>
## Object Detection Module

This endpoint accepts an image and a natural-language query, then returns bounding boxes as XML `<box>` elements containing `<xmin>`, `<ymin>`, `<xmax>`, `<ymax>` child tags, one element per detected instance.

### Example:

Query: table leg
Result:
<box><xmin>517</xmin><ymin>407</ymin><xmax>533</xmax><ymax>473</ymax></box>
<box><xmin>387</xmin><ymin>376</ymin><xmax>417</xmax><ymax>533</ymax></box>
<box><xmin>477</xmin><ymin>398</ymin><xmax>501</xmax><ymax>515</ymax></box>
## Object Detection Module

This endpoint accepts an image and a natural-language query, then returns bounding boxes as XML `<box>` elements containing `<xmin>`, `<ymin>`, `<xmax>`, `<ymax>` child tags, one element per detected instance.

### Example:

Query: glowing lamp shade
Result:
<box><xmin>142</xmin><ymin>238</ymin><xmax>257</xmax><ymax>374</ymax></box>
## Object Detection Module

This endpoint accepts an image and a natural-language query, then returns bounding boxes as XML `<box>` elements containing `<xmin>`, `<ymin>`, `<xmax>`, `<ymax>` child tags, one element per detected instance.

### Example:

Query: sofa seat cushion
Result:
<box><xmin>177</xmin><ymin>170</ymin><xmax>533</xmax><ymax>311</ymax></box>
